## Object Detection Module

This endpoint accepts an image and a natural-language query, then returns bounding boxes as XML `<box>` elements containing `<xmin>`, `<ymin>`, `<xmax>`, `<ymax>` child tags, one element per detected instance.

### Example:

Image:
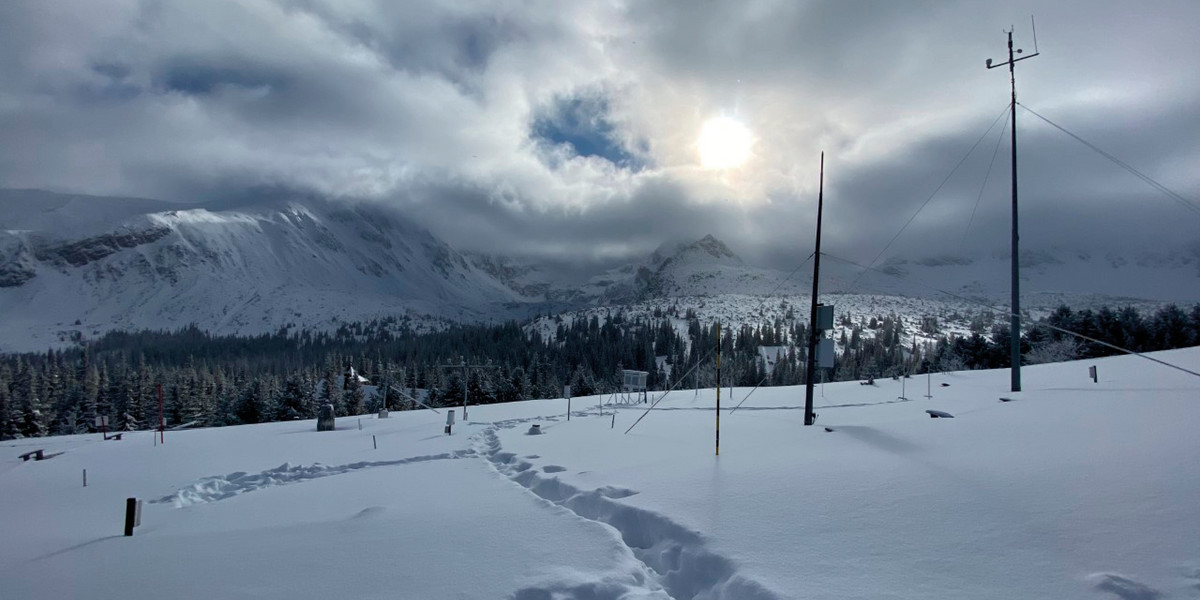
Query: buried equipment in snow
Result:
<box><xmin>124</xmin><ymin>497</ymin><xmax>143</xmax><ymax>536</ymax></box>
<box><xmin>926</xmin><ymin>409</ymin><xmax>954</xmax><ymax>419</ymax></box>
<box><xmin>527</xmin><ymin>424</ymin><xmax>542</xmax><ymax>435</ymax></box>
<box><xmin>317</xmin><ymin>403</ymin><xmax>335</xmax><ymax>431</ymax></box>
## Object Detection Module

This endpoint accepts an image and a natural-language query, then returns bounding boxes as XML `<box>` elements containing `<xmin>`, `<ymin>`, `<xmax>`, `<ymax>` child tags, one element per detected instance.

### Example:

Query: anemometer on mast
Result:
<box><xmin>986</xmin><ymin>16</ymin><xmax>1040</xmax><ymax>70</ymax></box>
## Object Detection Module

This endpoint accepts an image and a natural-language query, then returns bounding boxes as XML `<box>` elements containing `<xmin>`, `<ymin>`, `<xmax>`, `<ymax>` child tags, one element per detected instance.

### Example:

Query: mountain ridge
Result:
<box><xmin>1</xmin><ymin>189</ymin><xmax>1198</xmax><ymax>352</ymax></box>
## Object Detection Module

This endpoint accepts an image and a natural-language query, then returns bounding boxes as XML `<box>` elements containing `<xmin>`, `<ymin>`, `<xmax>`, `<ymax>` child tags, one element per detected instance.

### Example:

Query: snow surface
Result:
<box><xmin>3</xmin><ymin>349</ymin><xmax>1200</xmax><ymax>599</ymax></box>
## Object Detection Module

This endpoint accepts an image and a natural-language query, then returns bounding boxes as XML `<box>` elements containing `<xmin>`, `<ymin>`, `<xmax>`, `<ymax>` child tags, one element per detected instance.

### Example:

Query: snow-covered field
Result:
<box><xmin>4</xmin><ymin>349</ymin><xmax>1200</xmax><ymax>599</ymax></box>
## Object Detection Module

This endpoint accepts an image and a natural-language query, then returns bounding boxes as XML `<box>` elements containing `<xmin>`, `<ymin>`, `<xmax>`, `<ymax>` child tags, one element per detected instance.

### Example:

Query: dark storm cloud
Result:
<box><xmin>813</xmin><ymin>91</ymin><xmax>1200</xmax><ymax>266</ymax></box>
<box><xmin>399</xmin><ymin>172</ymin><xmax>734</xmax><ymax>264</ymax></box>
<box><xmin>625</xmin><ymin>0</ymin><xmax>940</xmax><ymax>90</ymax></box>
<box><xmin>155</xmin><ymin>59</ymin><xmax>291</xmax><ymax>96</ymax></box>
<box><xmin>1</xmin><ymin>0</ymin><xmax>1198</xmax><ymax>272</ymax></box>
<box><xmin>277</xmin><ymin>0</ymin><xmax>534</xmax><ymax>99</ymax></box>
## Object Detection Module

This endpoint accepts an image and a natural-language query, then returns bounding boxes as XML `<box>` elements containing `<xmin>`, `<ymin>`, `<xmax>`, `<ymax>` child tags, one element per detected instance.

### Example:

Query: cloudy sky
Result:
<box><xmin>2</xmin><ymin>0</ymin><xmax>1198</xmax><ymax>269</ymax></box>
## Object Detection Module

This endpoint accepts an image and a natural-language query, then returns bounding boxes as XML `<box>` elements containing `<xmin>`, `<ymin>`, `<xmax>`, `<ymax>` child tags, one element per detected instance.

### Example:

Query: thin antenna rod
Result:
<box><xmin>1031</xmin><ymin>15</ymin><xmax>1039</xmax><ymax>54</ymax></box>
<box><xmin>803</xmin><ymin>152</ymin><xmax>824</xmax><ymax>426</ymax></box>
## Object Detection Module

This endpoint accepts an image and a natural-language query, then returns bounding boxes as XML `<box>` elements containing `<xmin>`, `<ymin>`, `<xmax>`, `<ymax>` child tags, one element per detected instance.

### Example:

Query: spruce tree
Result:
<box><xmin>0</xmin><ymin>365</ymin><xmax>15</xmax><ymax>440</ymax></box>
<box><xmin>344</xmin><ymin>367</ymin><xmax>365</xmax><ymax>415</ymax></box>
<box><xmin>235</xmin><ymin>377</ymin><xmax>270</xmax><ymax>424</ymax></box>
<box><xmin>78</xmin><ymin>364</ymin><xmax>100</xmax><ymax>433</ymax></box>
<box><xmin>277</xmin><ymin>375</ymin><xmax>313</xmax><ymax>421</ymax></box>
<box><xmin>318</xmin><ymin>368</ymin><xmax>342</xmax><ymax>415</ymax></box>
<box><xmin>117</xmin><ymin>367</ymin><xmax>141</xmax><ymax>431</ymax></box>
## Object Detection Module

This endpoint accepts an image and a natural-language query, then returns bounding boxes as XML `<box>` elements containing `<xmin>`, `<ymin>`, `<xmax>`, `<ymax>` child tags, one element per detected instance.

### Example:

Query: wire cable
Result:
<box><xmin>1017</xmin><ymin>103</ymin><xmax>1200</xmax><ymax>219</ymax></box>
<box><xmin>763</xmin><ymin>252</ymin><xmax>817</xmax><ymax>298</ymax></box>
<box><xmin>626</xmin><ymin>251</ymin><xmax>818</xmax><ymax>434</ymax></box>
<box><xmin>959</xmin><ymin>108</ymin><xmax>1010</xmax><ymax>253</ymax></box>
<box><xmin>728</xmin><ymin>372</ymin><xmax>771</xmax><ymax>414</ymax></box>
<box><xmin>624</xmin><ymin>346</ymin><xmax>716</xmax><ymax>434</ymax></box>
<box><xmin>722</xmin><ymin>253</ymin><xmax>819</xmax><ymax>412</ymax></box>
<box><xmin>844</xmin><ymin>103</ymin><xmax>1013</xmax><ymax>294</ymax></box>
<box><xmin>821</xmin><ymin>252</ymin><xmax>1200</xmax><ymax>380</ymax></box>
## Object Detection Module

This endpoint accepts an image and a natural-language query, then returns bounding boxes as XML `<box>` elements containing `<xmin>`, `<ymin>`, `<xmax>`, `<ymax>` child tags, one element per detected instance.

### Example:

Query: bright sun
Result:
<box><xmin>697</xmin><ymin>117</ymin><xmax>753</xmax><ymax>169</ymax></box>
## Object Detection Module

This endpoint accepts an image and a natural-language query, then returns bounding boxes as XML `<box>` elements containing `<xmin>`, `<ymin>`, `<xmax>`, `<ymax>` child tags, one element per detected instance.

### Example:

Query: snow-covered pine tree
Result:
<box><xmin>277</xmin><ymin>374</ymin><xmax>313</xmax><ymax>421</ymax></box>
<box><xmin>344</xmin><ymin>366</ymin><xmax>365</xmax><ymax>415</ymax></box>
<box><xmin>13</xmin><ymin>359</ymin><xmax>45</xmax><ymax>438</ymax></box>
<box><xmin>235</xmin><ymin>376</ymin><xmax>274</xmax><ymax>424</ymax></box>
<box><xmin>77</xmin><ymin>363</ymin><xmax>100</xmax><ymax>433</ymax></box>
<box><xmin>318</xmin><ymin>367</ymin><xmax>343</xmax><ymax>416</ymax></box>
<box><xmin>0</xmin><ymin>364</ymin><xmax>17</xmax><ymax>440</ymax></box>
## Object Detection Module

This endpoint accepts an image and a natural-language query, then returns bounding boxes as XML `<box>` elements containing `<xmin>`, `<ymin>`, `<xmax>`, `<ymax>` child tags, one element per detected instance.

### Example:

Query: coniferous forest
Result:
<box><xmin>1</xmin><ymin>303</ymin><xmax>1197</xmax><ymax>440</ymax></box>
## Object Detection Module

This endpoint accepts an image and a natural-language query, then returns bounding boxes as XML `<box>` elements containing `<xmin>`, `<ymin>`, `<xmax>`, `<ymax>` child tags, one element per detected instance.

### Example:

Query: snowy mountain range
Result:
<box><xmin>0</xmin><ymin>190</ymin><xmax>548</xmax><ymax>351</ymax></box>
<box><xmin>1</xmin><ymin>189</ymin><xmax>1198</xmax><ymax>352</ymax></box>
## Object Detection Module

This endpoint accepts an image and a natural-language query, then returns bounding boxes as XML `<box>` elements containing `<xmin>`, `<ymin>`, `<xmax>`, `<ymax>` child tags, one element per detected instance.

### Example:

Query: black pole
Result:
<box><xmin>804</xmin><ymin>152</ymin><xmax>825</xmax><ymax>426</ymax></box>
<box><xmin>124</xmin><ymin>497</ymin><xmax>137</xmax><ymax>536</ymax></box>
<box><xmin>988</xmin><ymin>28</ymin><xmax>1038</xmax><ymax>392</ymax></box>
<box><xmin>1007</xmin><ymin>31</ymin><xmax>1022</xmax><ymax>393</ymax></box>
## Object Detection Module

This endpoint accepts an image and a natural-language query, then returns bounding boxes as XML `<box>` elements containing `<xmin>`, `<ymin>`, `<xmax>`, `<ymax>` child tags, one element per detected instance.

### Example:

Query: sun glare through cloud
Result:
<box><xmin>697</xmin><ymin>117</ymin><xmax>754</xmax><ymax>169</ymax></box>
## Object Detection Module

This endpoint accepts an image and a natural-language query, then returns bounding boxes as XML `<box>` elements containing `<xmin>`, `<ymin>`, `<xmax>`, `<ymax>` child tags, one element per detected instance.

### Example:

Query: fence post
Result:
<box><xmin>124</xmin><ymin>498</ymin><xmax>137</xmax><ymax>536</ymax></box>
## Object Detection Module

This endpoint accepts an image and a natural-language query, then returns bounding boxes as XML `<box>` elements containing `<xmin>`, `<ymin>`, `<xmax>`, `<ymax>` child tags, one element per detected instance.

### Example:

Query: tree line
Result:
<box><xmin>1</xmin><ymin>302</ymin><xmax>1197</xmax><ymax>440</ymax></box>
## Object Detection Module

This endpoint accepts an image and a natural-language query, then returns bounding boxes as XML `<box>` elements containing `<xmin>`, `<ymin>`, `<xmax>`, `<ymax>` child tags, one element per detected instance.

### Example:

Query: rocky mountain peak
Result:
<box><xmin>649</xmin><ymin>234</ymin><xmax>742</xmax><ymax>269</ymax></box>
<box><xmin>683</xmin><ymin>234</ymin><xmax>739</xmax><ymax>261</ymax></box>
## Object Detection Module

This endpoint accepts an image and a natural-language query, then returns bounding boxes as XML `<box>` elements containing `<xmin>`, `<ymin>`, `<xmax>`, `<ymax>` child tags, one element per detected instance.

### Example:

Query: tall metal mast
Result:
<box><xmin>987</xmin><ymin>26</ymin><xmax>1038</xmax><ymax>392</ymax></box>
<box><xmin>804</xmin><ymin>152</ymin><xmax>824</xmax><ymax>426</ymax></box>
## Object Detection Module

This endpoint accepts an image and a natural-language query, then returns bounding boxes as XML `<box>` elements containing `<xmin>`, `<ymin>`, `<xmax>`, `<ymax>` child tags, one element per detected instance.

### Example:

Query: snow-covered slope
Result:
<box><xmin>531</xmin><ymin>234</ymin><xmax>1200</xmax><ymax>308</ymax></box>
<box><xmin>0</xmin><ymin>191</ymin><xmax>545</xmax><ymax>351</ymax></box>
<box><xmin>0</xmin><ymin>188</ymin><xmax>185</xmax><ymax>238</ymax></box>
<box><xmin>2</xmin><ymin>189</ymin><xmax>1196</xmax><ymax>353</ymax></box>
<box><xmin>844</xmin><ymin>248</ymin><xmax>1200</xmax><ymax>305</ymax></box>
<box><xmin>4</xmin><ymin>348</ymin><xmax>1199</xmax><ymax>599</ymax></box>
<box><xmin>568</xmin><ymin>235</ymin><xmax>809</xmax><ymax>305</ymax></box>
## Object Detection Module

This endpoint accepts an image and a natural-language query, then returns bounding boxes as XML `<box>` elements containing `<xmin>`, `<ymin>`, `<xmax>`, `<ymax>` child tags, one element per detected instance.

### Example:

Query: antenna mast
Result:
<box><xmin>804</xmin><ymin>152</ymin><xmax>824</xmax><ymax>426</ymax></box>
<box><xmin>986</xmin><ymin>22</ymin><xmax>1039</xmax><ymax>393</ymax></box>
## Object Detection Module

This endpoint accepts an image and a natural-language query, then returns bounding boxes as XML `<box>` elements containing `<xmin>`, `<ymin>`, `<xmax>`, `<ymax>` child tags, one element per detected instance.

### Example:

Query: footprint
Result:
<box><xmin>542</xmin><ymin>465</ymin><xmax>567</xmax><ymax>473</ymax></box>
<box><xmin>1087</xmin><ymin>573</ymin><xmax>1161</xmax><ymax>600</ymax></box>
<box><xmin>598</xmin><ymin>486</ymin><xmax>638</xmax><ymax>499</ymax></box>
<box><xmin>351</xmin><ymin>506</ymin><xmax>386</xmax><ymax>519</ymax></box>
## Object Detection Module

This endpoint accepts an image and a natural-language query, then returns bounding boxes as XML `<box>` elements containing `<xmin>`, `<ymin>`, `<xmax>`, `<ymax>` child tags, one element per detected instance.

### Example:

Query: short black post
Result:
<box><xmin>124</xmin><ymin>497</ymin><xmax>137</xmax><ymax>536</ymax></box>
<box><xmin>83</xmin><ymin>469</ymin><xmax>87</xmax><ymax>487</ymax></box>
<box><xmin>611</xmin><ymin>413</ymin><xmax>615</xmax><ymax>429</ymax></box>
<box><xmin>372</xmin><ymin>435</ymin><xmax>377</xmax><ymax>450</ymax></box>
